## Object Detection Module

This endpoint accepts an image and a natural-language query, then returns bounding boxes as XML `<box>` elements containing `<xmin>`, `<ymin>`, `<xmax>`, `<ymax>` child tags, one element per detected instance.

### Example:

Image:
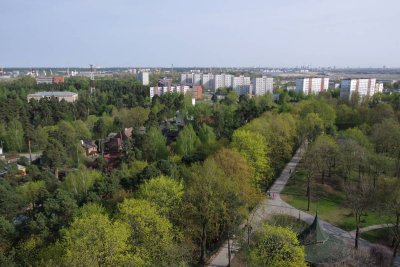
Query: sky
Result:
<box><xmin>0</xmin><ymin>0</ymin><xmax>399</xmax><ymax>68</ymax></box>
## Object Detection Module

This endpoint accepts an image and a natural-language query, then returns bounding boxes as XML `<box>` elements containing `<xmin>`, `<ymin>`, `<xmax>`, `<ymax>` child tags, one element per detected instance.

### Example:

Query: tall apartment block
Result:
<box><xmin>253</xmin><ymin>76</ymin><xmax>274</xmax><ymax>96</ymax></box>
<box><xmin>214</xmin><ymin>74</ymin><xmax>233</xmax><ymax>90</ymax></box>
<box><xmin>295</xmin><ymin>77</ymin><xmax>329</xmax><ymax>94</ymax></box>
<box><xmin>232</xmin><ymin>75</ymin><xmax>251</xmax><ymax>95</ymax></box>
<box><xmin>340</xmin><ymin>78</ymin><xmax>377</xmax><ymax>99</ymax></box>
<box><xmin>180</xmin><ymin>73</ymin><xmax>202</xmax><ymax>86</ymax></box>
<box><xmin>201</xmin><ymin>73</ymin><xmax>214</xmax><ymax>91</ymax></box>
<box><xmin>137</xmin><ymin>71</ymin><xmax>149</xmax><ymax>85</ymax></box>
<box><xmin>149</xmin><ymin>85</ymin><xmax>202</xmax><ymax>99</ymax></box>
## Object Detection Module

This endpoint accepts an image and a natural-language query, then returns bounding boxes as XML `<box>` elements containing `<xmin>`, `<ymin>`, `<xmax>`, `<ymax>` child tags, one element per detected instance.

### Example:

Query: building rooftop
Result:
<box><xmin>28</xmin><ymin>91</ymin><xmax>78</xmax><ymax>97</ymax></box>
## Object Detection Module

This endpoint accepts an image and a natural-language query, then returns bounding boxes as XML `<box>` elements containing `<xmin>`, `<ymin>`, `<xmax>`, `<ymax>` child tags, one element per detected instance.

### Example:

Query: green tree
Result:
<box><xmin>118</xmin><ymin>198</ymin><xmax>182</xmax><ymax>266</ymax></box>
<box><xmin>16</xmin><ymin>180</ymin><xmax>46</xmax><ymax>210</ymax></box>
<box><xmin>312</xmin><ymin>135</ymin><xmax>338</xmax><ymax>184</ymax></box>
<box><xmin>61</xmin><ymin>203</ymin><xmax>140</xmax><ymax>266</ymax></box>
<box><xmin>4</xmin><ymin>119</ymin><xmax>24</xmax><ymax>152</ymax></box>
<box><xmin>175</xmin><ymin>124</ymin><xmax>200</xmax><ymax>156</ymax></box>
<box><xmin>143</xmin><ymin>126</ymin><xmax>168</xmax><ymax>161</ymax></box>
<box><xmin>248</xmin><ymin>224</ymin><xmax>307</xmax><ymax>267</ymax></box>
<box><xmin>136</xmin><ymin>175</ymin><xmax>184</xmax><ymax>221</ymax></box>
<box><xmin>61</xmin><ymin>168</ymin><xmax>103</xmax><ymax>199</ymax></box>
<box><xmin>231</xmin><ymin>129</ymin><xmax>271</xmax><ymax>188</ymax></box>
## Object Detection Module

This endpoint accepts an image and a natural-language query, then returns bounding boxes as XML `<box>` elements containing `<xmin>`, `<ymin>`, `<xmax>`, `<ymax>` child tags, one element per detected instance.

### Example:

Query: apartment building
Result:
<box><xmin>36</xmin><ymin>76</ymin><xmax>65</xmax><ymax>85</ymax></box>
<box><xmin>149</xmin><ymin>85</ymin><xmax>203</xmax><ymax>100</ymax></box>
<box><xmin>340</xmin><ymin>78</ymin><xmax>377</xmax><ymax>99</ymax></box>
<box><xmin>253</xmin><ymin>76</ymin><xmax>274</xmax><ymax>96</ymax></box>
<box><xmin>232</xmin><ymin>75</ymin><xmax>251</xmax><ymax>95</ymax></box>
<box><xmin>295</xmin><ymin>77</ymin><xmax>329</xmax><ymax>94</ymax></box>
<box><xmin>214</xmin><ymin>74</ymin><xmax>233</xmax><ymax>90</ymax></box>
<box><xmin>202</xmin><ymin>73</ymin><xmax>214</xmax><ymax>91</ymax></box>
<box><xmin>137</xmin><ymin>71</ymin><xmax>149</xmax><ymax>85</ymax></box>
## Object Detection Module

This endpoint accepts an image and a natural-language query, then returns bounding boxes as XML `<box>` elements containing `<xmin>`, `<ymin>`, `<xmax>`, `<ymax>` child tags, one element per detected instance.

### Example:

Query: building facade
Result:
<box><xmin>36</xmin><ymin>76</ymin><xmax>65</xmax><ymax>84</ymax></box>
<box><xmin>137</xmin><ymin>71</ymin><xmax>149</xmax><ymax>85</ymax></box>
<box><xmin>201</xmin><ymin>73</ymin><xmax>214</xmax><ymax>91</ymax></box>
<box><xmin>214</xmin><ymin>74</ymin><xmax>233</xmax><ymax>90</ymax></box>
<box><xmin>296</xmin><ymin>77</ymin><xmax>329</xmax><ymax>94</ymax></box>
<box><xmin>232</xmin><ymin>75</ymin><xmax>251</xmax><ymax>95</ymax></box>
<box><xmin>340</xmin><ymin>78</ymin><xmax>377</xmax><ymax>99</ymax></box>
<box><xmin>253</xmin><ymin>76</ymin><xmax>274</xmax><ymax>96</ymax></box>
<box><xmin>149</xmin><ymin>85</ymin><xmax>202</xmax><ymax>100</ymax></box>
<box><xmin>27</xmin><ymin>91</ymin><xmax>78</xmax><ymax>102</ymax></box>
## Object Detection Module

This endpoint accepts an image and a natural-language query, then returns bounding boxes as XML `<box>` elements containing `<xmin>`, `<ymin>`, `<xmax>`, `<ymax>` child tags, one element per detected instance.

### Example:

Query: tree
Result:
<box><xmin>143</xmin><ymin>126</ymin><xmax>168</xmax><ymax>161</ymax></box>
<box><xmin>197</xmin><ymin>123</ymin><xmax>216</xmax><ymax>145</ymax></box>
<box><xmin>4</xmin><ymin>119</ymin><xmax>24</xmax><ymax>152</ymax></box>
<box><xmin>136</xmin><ymin>175</ymin><xmax>184</xmax><ymax>222</ymax></box>
<box><xmin>60</xmin><ymin>203</ymin><xmax>140</xmax><ymax>266</ymax></box>
<box><xmin>184</xmin><ymin>160</ymin><xmax>231</xmax><ymax>264</ymax></box>
<box><xmin>380</xmin><ymin>178</ymin><xmax>400</xmax><ymax>261</ymax></box>
<box><xmin>175</xmin><ymin>124</ymin><xmax>200</xmax><ymax>156</ymax></box>
<box><xmin>301</xmin><ymin>147</ymin><xmax>319</xmax><ymax>211</ymax></box>
<box><xmin>248</xmin><ymin>224</ymin><xmax>307</xmax><ymax>267</ymax></box>
<box><xmin>61</xmin><ymin>168</ymin><xmax>103</xmax><ymax>199</ymax></box>
<box><xmin>312</xmin><ymin>135</ymin><xmax>338</xmax><ymax>184</ymax></box>
<box><xmin>345</xmin><ymin>177</ymin><xmax>374</xmax><ymax>249</ymax></box>
<box><xmin>118</xmin><ymin>198</ymin><xmax>182</xmax><ymax>266</ymax></box>
<box><xmin>298</xmin><ymin>113</ymin><xmax>324</xmax><ymax>143</ymax></box>
<box><xmin>231</xmin><ymin>129</ymin><xmax>271</xmax><ymax>188</ymax></box>
<box><xmin>16</xmin><ymin>180</ymin><xmax>46</xmax><ymax>210</ymax></box>
<box><xmin>41</xmin><ymin>138</ymin><xmax>68</xmax><ymax>171</ymax></box>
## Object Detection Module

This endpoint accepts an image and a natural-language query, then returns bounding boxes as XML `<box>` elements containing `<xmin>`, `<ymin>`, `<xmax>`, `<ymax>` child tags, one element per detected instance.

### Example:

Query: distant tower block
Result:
<box><xmin>90</xmin><ymin>64</ymin><xmax>96</xmax><ymax>94</ymax></box>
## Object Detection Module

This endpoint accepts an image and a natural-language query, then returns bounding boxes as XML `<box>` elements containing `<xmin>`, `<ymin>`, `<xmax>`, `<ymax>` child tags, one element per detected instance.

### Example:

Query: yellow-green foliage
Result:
<box><xmin>249</xmin><ymin>224</ymin><xmax>307</xmax><ymax>267</ymax></box>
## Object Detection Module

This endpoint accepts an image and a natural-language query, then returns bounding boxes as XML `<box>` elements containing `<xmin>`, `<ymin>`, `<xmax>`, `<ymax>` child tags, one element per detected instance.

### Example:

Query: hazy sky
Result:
<box><xmin>1</xmin><ymin>0</ymin><xmax>399</xmax><ymax>67</ymax></box>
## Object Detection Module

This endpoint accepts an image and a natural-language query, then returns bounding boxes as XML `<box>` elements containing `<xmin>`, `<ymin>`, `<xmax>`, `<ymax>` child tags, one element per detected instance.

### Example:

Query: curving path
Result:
<box><xmin>207</xmin><ymin>146</ymin><xmax>400</xmax><ymax>266</ymax></box>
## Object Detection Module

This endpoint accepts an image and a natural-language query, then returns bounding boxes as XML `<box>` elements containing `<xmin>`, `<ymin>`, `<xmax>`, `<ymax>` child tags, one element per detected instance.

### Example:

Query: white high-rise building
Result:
<box><xmin>253</xmin><ymin>76</ymin><xmax>274</xmax><ymax>96</ymax></box>
<box><xmin>375</xmin><ymin>82</ymin><xmax>384</xmax><ymax>94</ymax></box>
<box><xmin>193</xmin><ymin>73</ymin><xmax>202</xmax><ymax>85</ymax></box>
<box><xmin>137</xmin><ymin>71</ymin><xmax>149</xmax><ymax>85</ymax></box>
<box><xmin>214</xmin><ymin>74</ymin><xmax>233</xmax><ymax>90</ymax></box>
<box><xmin>202</xmin><ymin>73</ymin><xmax>214</xmax><ymax>91</ymax></box>
<box><xmin>340</xmin><ymin>78</ymin><xmax>377</xmax><ymax>99</ymax></box>
<box><xmin>180</xmin><ymin>73</ymin><xmax>193</xmax><ymax>85</ymax></box>
<box><xmin>232</xmin><ymin>75</ymin><xmax>251</xmax><ymax>95</ymax></box>
<box><xmin>296</xmin><ymin>77</ymin><xmax>329</xmax><ymax>95</ymax></box>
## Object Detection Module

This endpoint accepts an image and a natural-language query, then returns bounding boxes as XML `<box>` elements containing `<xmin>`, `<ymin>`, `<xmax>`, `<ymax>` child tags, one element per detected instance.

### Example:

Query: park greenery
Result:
<box><xmin>0</xmin><ymin>75</ymin><xmax>400</xmax><ymax>265</ymax></box>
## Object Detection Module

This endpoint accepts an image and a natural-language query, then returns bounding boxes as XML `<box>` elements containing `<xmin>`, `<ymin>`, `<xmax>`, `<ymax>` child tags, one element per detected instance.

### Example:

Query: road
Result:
<box><xmin>207</xmin><ymin>146</ymin><xmax>400</xmax><ymax>266</ymax></box>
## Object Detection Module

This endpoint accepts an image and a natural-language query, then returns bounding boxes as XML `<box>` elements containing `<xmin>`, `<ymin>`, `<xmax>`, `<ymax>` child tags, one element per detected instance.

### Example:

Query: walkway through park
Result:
<box><xmin>207</xmin><ymin>146</ymin><xmax>400</xmax><ymax>267</ymax></box>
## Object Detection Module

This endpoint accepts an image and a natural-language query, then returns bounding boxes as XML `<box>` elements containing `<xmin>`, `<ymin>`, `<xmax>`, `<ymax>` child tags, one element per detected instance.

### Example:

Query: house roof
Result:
<box><xmin>28</xmin><ymin>91</ymin><xmax>78</xmax><ymax>98</ymax></box>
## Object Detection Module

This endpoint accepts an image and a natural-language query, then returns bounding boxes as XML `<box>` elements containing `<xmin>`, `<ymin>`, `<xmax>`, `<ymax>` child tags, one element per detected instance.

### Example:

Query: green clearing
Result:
<box><xmin>361</xmin><ymin>228</ymin><xmax>393</xmax><ymax>247</ymax></box>
<box><xmin>281</xmin><ymin>170</ymin><xmax>384</xmax><ymax>231</ymax></box>
<box><xmin>266</xmin><ymin>214</ymin><xmax>308</xmax><ymax>234</ymax></box>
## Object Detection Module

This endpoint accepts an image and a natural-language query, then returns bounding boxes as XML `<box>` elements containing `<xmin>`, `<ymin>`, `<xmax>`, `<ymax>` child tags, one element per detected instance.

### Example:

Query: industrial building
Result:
<box><xmin>36</xmin><ymin>76</ymin><xmax>65</xmax><ymax>84</ymax></box>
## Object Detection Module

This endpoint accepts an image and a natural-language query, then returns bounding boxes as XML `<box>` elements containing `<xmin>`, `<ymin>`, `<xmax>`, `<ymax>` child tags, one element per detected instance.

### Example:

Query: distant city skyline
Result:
<box><xmin>1</xmin><ymin>0</ymin><xmax>399</xmax><ymax>68</ymax></box>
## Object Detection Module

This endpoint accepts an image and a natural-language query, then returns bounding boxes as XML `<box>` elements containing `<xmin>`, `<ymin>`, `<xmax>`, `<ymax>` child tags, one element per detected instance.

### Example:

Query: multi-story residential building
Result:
<box><xmin>214</xmin><ymin>74</ymin><xmax>233</xmax><ymax>90</ymax></box>
<box><xmin>340</xmin><ymin>78</ymin><xmax>377</xmax><ymax>99</ymax></box>
<box><xmin>180</xmin><ymin>73</ymin><xmax>193</xmax><ymax>85</ymax></box>
<box><xmin>137</xmin><ymin>71</ymin><xmax>149</xmax><ymax>85</ymax></box>
<box><xmin>193</xmin><ymin>73</ymin><xmax>202</xmax><ymax>85</ymax></box>
<box><xmin>295</xmin><ymin>77</ymin><xmax>329</xmax><ymax>94</ymax></box>
<box><xmin>253</xmin><ymin>76</ymin><xmax>274</xmax><ymax>96</ymax></box>
<box><xmin>375</xmin><ymin>82</ymin><xmax>384</xmax><ymax>94</ymax></box>
<box><xmin>149</xmin><ymin>85</ymin><xmax>203</xmax><ymax>99</ymax></box>
<box><xmin>36</xmin><ymin>76</ymin><xmax>65</xmax><ymax>84</ymax></box>
<box><xmin>202</xmin><ymin>73</ymin><xmax>214</xmax><ymax>91</ymax></box>
<box><xmin>232</xmin><ymin>75</ymin><xmax>251</xmax><ymax>95</ymax></box>
<box><xmin>27</xmin><ymin>91</ymin><xmax>78</xmax><ymax>102</ymax></box>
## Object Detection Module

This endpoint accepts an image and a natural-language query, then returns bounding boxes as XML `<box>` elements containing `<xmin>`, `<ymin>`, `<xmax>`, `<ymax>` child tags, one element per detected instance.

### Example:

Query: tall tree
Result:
<box><xmin>175</xmin><ymin>124</ymin><xmax>200</xmax><ymax>156</ymax></box>
<box><xmin>248</xmin><ymin>224</ymin><xmax>307</xmax><ymax>267</ymax></box>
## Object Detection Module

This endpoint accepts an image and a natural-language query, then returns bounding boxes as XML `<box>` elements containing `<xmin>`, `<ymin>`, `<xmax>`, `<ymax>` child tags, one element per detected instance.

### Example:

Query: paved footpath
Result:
<box><xmin>207</xmin><ymin>146</ymin><xmax>400</xmax><ymax>266</ymax></box>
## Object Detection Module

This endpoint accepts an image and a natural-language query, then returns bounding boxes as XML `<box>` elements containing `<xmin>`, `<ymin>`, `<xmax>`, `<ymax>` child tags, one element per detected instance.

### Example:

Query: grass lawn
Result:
<box><xmin>281</xmin><ymin>170</ymin><xmax>386</xmax><ymax>231</ymax></box>
<box><xmin>266</xmin><ymin>214</ymin><xmax>309</xmax><ymax>234</ymax></box>
<box><xmin>361</xmin><ymin>228</ymin><xmax>394</xmax><ymax>247</ymax></box>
